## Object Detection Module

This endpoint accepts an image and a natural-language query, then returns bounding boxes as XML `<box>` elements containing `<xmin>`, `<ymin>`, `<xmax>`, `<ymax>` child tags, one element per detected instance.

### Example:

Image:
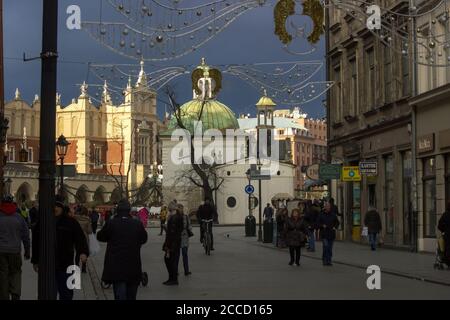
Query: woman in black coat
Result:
<box><xmin>284</xmin><ymin>208</ymin><xmax>307</xmax><ymax>266</ymax></box>
<box><xmin>31</xmin><ymin>197</ymin><xmax>89</xmax><ymax>300</ymax></box>
<box><xmin>97</xmin><ymin>200</ymin><xmax>148</xmax><ymax>300</ymax></box>
<box><xmin>162</xmin><ymin>204</ymin><xmax>184</xmax><ymax>285</ymax></box>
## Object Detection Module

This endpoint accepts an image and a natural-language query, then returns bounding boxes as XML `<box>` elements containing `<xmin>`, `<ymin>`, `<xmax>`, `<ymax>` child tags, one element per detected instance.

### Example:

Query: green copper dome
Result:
<box><xmin>166</xmin><ymin>99</ymin><xmax>239</xmax><ymax>134</ymax></box>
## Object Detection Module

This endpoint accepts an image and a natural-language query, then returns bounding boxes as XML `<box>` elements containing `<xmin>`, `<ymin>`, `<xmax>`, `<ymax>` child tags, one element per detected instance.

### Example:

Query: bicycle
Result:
<box><xmin>201</xmin><ymin>219</ymin><xmax>213</xmax><ymax>255</ymax></box>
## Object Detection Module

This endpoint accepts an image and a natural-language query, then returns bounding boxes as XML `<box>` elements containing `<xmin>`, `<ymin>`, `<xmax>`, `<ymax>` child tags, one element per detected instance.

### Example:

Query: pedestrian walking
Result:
<box><xmin>437</xmin><ymin>201</ymin><xmax>450</xmax><ymax>266</ymax></box>
<box><xmin>318</xmin><ymin>201</ymin><xmax>340</xmax><ymax>266</ymax></box>
<box><xmin>97</xmin><ymin>199</ymin><xmax>148</xmax><ymax>300</ymax></box>
<box><xmin>29</xmin><ymin>201</ymin><xmax>39</xmax><ymax>231</ymax></box>
<box><xmin>197</xmin><ymin>198</ymin><xmax>216</xmax><ymax>250</ymax></box>
<box><xmin>177</xmin><ymin>204</ymin><xmax>193</xmax><ymax>276</ymax></box>
<box><xmin>74</xmin><ymin>206</ymin><xmax>93</xmax><ymax>273</ymax></box>
<box><xmin>304</xmin><ymin>200</ymin><xmax>318</xmax><ymax>252</ymax></box>
<box><xmin>276</xmin><ymin>208</ymin><xmax>288</xmax><ymax>248</ymax></box>
<box><xmin>310</xmin><ymin>200</ymin><xmax>321</xmax><ymax>240</ymax></box>
<box><xmin>284</xmin><ymin>208</ymin><xmax>307</xmax><ymax>266</ymax></box>
<box><xmin>364</xmin><ymin>206</ymin><xmax>382</xmax><ymax>251</ymax></box>
<box><xmin>138</xmin><ymin>207</ymin><xmax>149</xmax><ymax>228</ymax></box>
<box><xmin>90</xmin><ymin>209</ymin><xmax>99</xmax><ymax>234</ymax></box>
<box><xmin>162</xmin><ymin>203</ymin><xmax>183</xmax><ymax>286</ymax></box>
<box><xmin>18</xmin><ymin>204</ymin><xmax>30</xmax><ymax>229</ymax></box>
<box><xmin>263</xmin><ymin>203</ymin><xmax>274</xmax><ymax>221</ymax></box>
<box><xmin>168</xmin><ymin>199</ymin><xmax>178</xmax><ymax>215</ymax></box>
<box><xmin>31</xmin><ymin>195</ymin><xmax>89</xmax><ymax>300</ymax></box>
<box><xmin>0</xmin><ymin>196</ymin><xmax>30</xmax><ymax>300</ymax></box>
<box><xmin>159</xmin><ymin>205</ymin><xmax>168</xmax><ymax>235</ymax></box>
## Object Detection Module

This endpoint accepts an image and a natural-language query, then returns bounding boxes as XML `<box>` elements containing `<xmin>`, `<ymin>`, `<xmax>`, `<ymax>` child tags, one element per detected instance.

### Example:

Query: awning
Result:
<box><xmin>304</xmin><ymin>179</ymin><xmax>327</xmax><ymax>189</ymax></box>
<box><xmin>272</xmin><ymin>193</ymin><xmax>294</xmax><ymax>200</ymax></box>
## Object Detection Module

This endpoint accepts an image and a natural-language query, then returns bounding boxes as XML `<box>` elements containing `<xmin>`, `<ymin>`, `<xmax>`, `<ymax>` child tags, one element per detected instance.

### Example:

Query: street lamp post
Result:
<box><xmin>0</xmin><ymin>0</ymin><xmax>6</xmax><ymax>199</ymax></box>
<box><xmin>56</xmin><ymin>135</ymin><xmax>70</xmax><ymax>197</ymax></box>
<box><xmin>38</xmin><ymin>0</ymin><xmax>58</xmax><ymax>300</ymax></box>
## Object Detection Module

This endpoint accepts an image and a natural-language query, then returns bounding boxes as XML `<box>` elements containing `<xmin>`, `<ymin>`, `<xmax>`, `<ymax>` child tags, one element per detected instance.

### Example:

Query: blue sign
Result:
<box><xmin>245</xmin><ymin>184</ymin><xmax>255</xmax><ymax>194</ymax></box>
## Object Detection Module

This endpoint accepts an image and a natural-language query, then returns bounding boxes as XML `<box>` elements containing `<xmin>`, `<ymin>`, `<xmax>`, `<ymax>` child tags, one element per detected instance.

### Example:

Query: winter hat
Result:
<box><xmin>117</xmin><ymin>199</ymin><xmax>131</xmax><ymax>214</ymax></box>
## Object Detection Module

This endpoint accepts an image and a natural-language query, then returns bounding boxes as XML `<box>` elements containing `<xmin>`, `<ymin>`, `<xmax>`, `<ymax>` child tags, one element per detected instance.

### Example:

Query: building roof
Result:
<box><xmin>237</xmin><ymin>117</ymin><xmax>307</xmax><ymax>131</ymax></box>
<box><xmin>165</xmin><ymin>99</ymin><xmax>239</xmax><ymax>134</ymax></box>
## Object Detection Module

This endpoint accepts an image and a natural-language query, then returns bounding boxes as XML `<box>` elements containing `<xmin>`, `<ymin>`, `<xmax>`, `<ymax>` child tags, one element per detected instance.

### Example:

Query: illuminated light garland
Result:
<box><xmin>81</xmin><ymin>60</ymin><xmax>332</xmax><ymax>106</ymax></box>
<box><xmin>82</xmin><ymin>0</ymin><xmax>266</xmax><ymax>61</ymax></box>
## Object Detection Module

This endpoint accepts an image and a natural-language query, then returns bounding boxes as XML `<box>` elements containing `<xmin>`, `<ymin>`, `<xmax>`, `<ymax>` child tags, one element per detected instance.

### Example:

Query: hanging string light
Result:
<box><xmin>82</xmin><ymin>59</ymin><xmax>332</xmax><ymax>106</ymax></box>
<box><xmin>82</xmin><ymin>0</ymin><xmax>267</xmax><ymax>61</ymax></box>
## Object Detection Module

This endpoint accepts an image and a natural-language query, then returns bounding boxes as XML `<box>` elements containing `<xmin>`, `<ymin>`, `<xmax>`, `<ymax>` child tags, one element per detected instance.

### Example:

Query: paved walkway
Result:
<box><xmin>17</xmin><ymin>226</ymin><xmax>450</xmax><ymax>300</ymax></box>
<box><xmin>234</xmin><ymin>228</ymin><xmax>450</xmax><ymax>286</ymax></box>
<box><xmin>88</xmin><ymin>226</ymin><xmax>450</xmax><ymax>300</ymax></box>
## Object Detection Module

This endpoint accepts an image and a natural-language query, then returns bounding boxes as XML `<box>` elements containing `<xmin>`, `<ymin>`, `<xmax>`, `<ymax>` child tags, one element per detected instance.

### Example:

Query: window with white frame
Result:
<box><xmin>8</xmin><ymin>146</ymin><xmax>15</xmax><ymax>162</ymax></box>
<box><xmin>28</xmin><ymin>147</ymin><xmax>33</xmax><ymax>162</ymax></box>
<box><xmin>94</xmin><ymin>146</ymin><xmax>102</xmax><ymax>168</ymax></box>
<box><xmin>138</xmin><ymin>135</ymin><xmax>149</xmax><ymax>165</ymax></box>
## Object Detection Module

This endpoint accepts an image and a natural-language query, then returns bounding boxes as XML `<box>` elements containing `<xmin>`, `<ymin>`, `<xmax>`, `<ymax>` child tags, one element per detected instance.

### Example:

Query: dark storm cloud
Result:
<box><xmin>4</xmin><ymin>0</ymin><xmax>326</xmax><ymax>119</ymax></box>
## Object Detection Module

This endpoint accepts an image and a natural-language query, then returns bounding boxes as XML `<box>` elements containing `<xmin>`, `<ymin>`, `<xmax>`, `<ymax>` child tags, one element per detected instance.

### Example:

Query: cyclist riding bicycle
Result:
<box><xmin>197</xmin><ymin>198</ymin><xmax>216</xmax><ymax>251</ymax></box>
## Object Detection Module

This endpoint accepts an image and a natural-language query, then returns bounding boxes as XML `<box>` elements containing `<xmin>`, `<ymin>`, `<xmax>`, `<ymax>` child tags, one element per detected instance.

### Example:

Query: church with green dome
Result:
<box><xmin>160</xmin><ymin>58</ymin><xmax>296</xmax><ymax>224</ymax></box>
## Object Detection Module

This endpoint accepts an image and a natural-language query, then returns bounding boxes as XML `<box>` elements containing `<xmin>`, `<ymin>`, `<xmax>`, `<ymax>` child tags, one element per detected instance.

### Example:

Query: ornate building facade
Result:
<box><xmin>4</xmin><ymin>61</ymin><xmax>165</xmax><ymax>205</ymax></box>
<box><xmin>326</xmin><ymin>0</ymin><xmax>414</xmax><ymax>247</ymax></box>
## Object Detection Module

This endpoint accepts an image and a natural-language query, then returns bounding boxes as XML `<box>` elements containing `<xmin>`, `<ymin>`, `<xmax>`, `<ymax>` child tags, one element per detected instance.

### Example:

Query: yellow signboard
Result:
<box><xmin>342</xmin><ymin>166</ymin><xmax>361</xmax><ymax>181</ymax></box>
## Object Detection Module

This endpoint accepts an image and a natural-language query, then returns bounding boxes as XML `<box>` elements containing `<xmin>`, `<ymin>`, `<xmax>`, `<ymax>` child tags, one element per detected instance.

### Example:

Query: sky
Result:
<box><xmin>4</xmin><ymin>0</ymin><xmax>327</xmax><ymax>120</ymax></box>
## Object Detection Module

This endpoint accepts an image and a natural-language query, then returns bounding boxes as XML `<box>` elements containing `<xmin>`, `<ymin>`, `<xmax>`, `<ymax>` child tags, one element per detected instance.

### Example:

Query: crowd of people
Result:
<box><xmin>271</xmin><ymin>198</ymin><xmax>340</xmax><ymax>266</ymax></box>
<box><xmin>1</xmin><ymin>193</ymin><xmax>450</xmax><ymax>301</ymax></box>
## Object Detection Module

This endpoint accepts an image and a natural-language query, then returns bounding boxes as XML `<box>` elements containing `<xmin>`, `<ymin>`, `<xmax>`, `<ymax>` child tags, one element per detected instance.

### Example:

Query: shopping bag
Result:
<box><xmin>89</xmin><ymin>234</ymin><xmax>101</xmax><ymax>256</ymax></box>
<box><xmin>361</xmin><ymin>226</ymin><xmax>368</xmax><ymax>237</ymax></box>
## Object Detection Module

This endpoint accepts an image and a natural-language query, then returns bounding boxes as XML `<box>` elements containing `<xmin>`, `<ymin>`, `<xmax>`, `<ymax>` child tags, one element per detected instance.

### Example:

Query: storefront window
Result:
<box><xmin>384</xmin><ymin>155</ymin><xmax>394</xmax><ymax>234</ymax></box>
<box><xmin>402</xmin><ymin>151</ymin><xmax>413</xmax><ymax>245</ymax></box>
<box><xmin>423</xmin><ymin>157</ymin><xmax>436</xmax><ymax>238</ymax></box>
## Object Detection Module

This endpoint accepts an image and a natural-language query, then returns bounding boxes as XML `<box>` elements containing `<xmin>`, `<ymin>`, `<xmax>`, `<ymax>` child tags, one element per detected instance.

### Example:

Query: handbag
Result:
<box><xmin>361</xmin><ymin>226</ymin><xmax>369</xmax><ymax>237</ymax></box>
<box><xmin>187</xmin><ymin>229</ymin><xmax>194</xmax><ymax>238</ymax></box>
<box><xmin>88</xmin><ymin>233</ymin><xmax>101</xmax><ymax>256</ymax></box>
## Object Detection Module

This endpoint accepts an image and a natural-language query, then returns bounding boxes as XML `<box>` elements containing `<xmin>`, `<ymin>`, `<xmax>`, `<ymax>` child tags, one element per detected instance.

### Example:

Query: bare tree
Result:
<box><xmin>165</xmin><ymin>86</ymin><xmax>224</xmax><ymax>213</ymax></box>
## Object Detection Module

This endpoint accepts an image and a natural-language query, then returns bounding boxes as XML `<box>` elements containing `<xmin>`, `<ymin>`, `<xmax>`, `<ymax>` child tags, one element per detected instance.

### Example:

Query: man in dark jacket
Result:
<box><xmin>0</xmin><ymin>196</ymin><xmax>30</xmax><ymax>300</ymax></box>
<box><xmin>304</xmin><ymin>200</ymin><xmax>317</xmax><ymax>252</ymax></box>
<box><xmin>364</xmin><ymin>207</ymin><xmax>382</xmax><ymax>251</ymax></box>
<box><xmin>90</xmin><ymin>209</ymin><xmax>99</xmax><ymax>234</ymax></box>
<box><xmin>31</xmin><ymin>196</ymin><xmax>89</xmax><ymax>300</ymax></box>
<box><xmin>438</xmin><ymin>201</ymin><xmax>450</xmax><ymax>265</ymax></box>
<box><xmin>263</xmin><ymin>203</ymin><xmax>274</xmax><ymax>221</ymax></box>
<box><xmin>318</xmin><ymin>201</ymin><xmax>340</xmax><ymax>266</ymax></box>
<box><xmin>162</xmin><ymin>205</ymin><xmax>183</xmax><ymax>285</ymax></box>
<box><xmin>29</xmin><ymin>201</ymin><xmax>38</xmax><ymax>231</ymax></box>
<box><xmin>197</xmin><ymin>198</ymin><xmax>216</xmax><ymax>250</ymax></box>
<box><xmin>97</xmin><ymin>199</ymin><xmax>148</xmax><ymax>300</ymax></box>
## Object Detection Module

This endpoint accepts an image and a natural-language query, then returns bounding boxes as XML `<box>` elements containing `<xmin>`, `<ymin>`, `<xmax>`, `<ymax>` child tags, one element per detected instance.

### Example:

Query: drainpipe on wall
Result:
<box><xmin>411</xmin><ymin>0</ymin><xmax>419</xmax><ymax>253</ymax></box>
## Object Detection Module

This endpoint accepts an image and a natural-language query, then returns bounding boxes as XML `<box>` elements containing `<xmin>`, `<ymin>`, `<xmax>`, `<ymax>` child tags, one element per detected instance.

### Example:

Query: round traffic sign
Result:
<box><xmin>245</xmin><ymin>184</ymin><xmax>255</xmax><ymax>194</ymax></box>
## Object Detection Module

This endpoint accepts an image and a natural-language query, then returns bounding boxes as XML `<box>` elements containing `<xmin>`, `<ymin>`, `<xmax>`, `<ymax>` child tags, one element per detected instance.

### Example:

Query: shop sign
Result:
<box><xmin>342</xmin><ymin>166</ymin><xmax>361</xmax><ymax>182</ymax></box>
<box><xmin>417</xmin><ymin>134</ymin><xmax>434</xmax><ymax>154</ymax></box>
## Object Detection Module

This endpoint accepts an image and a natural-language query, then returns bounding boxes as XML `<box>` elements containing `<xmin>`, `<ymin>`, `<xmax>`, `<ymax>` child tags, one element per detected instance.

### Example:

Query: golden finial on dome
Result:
<box><xmin>191</xmin><ymin>58</ymin><xmax>222</xmax><ymax>99</ymax></box>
